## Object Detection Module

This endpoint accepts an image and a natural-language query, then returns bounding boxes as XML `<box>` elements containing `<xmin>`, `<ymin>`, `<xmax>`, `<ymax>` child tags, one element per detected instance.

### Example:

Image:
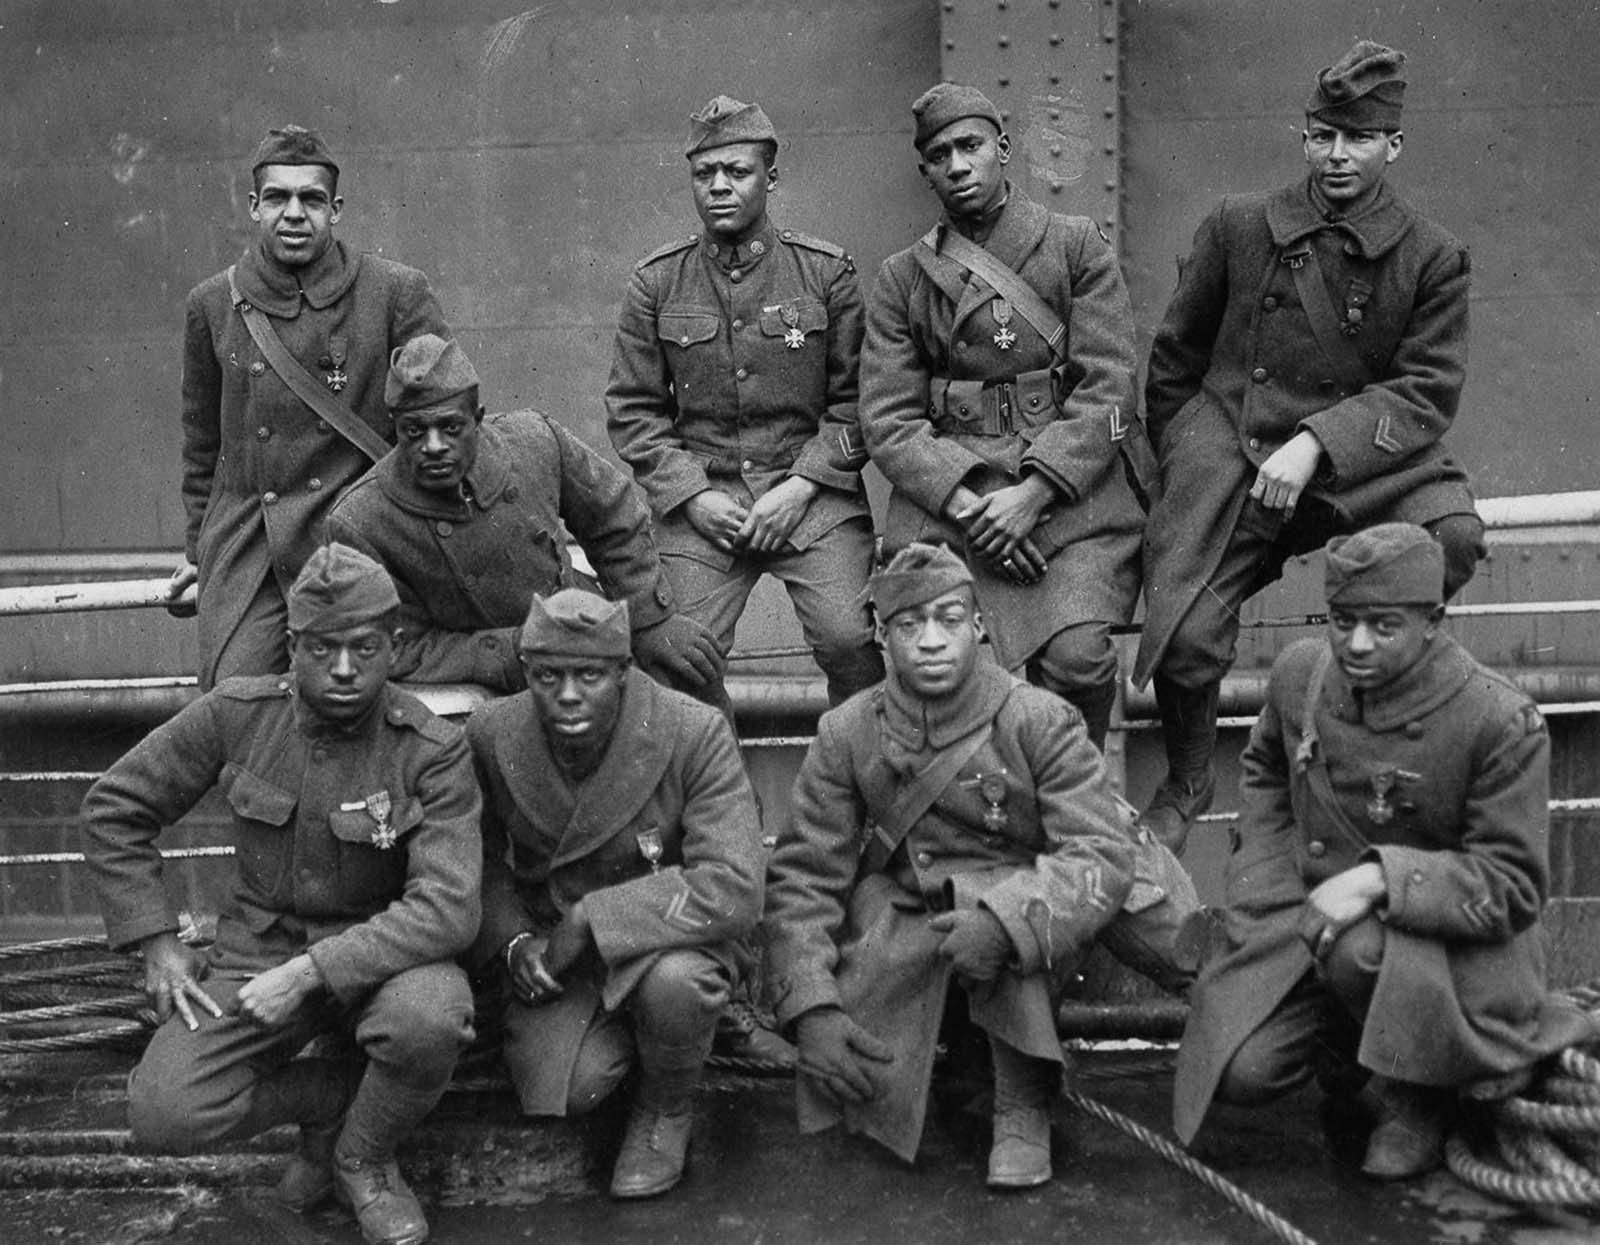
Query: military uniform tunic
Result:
<box><xmin>468</xmin><ymin>674</ymin><xmax>764</xmax><ymax>1115</ymax></box>
<box><xmin>182</xmin><ymin>240</ymin><xmax>449</xmax><ymax>687</ymax></box>
<box><xmin>327</xmin><ymin>412</ymin><xmax>678</xmax><ymax>693</ymax></box>
<box><xmin>765</xmin><ymin>658</ymin><xmax>1138</xmax><ymax>1159</ymax></box>
<box><xmin>1136</xmin><ymin>180</ymin><xmax>1479</xmax><ymax>685</ymax></box>
<box><xmin>860</xmin><ymin>189</ymin><xmax>1144</xmax><ymax>671</ymax></box>
<box><xmin>1173</xmin><ymin>635</ymin><xmax>1595</xmax><ymax>1142</ymax></box>
<box><xmin>606</xmin><ymin>221</ymin><xmax>881</xmax><ymax>702</ymax></box>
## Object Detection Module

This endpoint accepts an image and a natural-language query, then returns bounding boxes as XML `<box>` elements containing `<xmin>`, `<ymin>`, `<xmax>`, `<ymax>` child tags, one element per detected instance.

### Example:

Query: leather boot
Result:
<box><xmin>240</xmin><ymin>1056</ymin><xmax>359</xmax><ymax>1213</ymax></box>
<box><xmin>1361</xmin><ymin>1077</ymin><xmax>1450</xmax><ymax>1180</ymax></box>
<box><xmin>986</xmin><ymin>1039</ymin><xmax>1059</xmax><ymax>1190</ymax></box>
<box><xmin>277</xmin><ymin>1116</ymin><xmax>343</xmax><ymax>1212</ymax></box>
<box><xmin>334</xmin><ymin>1152</ymin><xmax>429</xmax><ymax>1245</ymax></box>
<box><xmin>715</xmin><ymin>997</ymin><xmax>798</xmax><ymax>1070</ymax></box>
<box><xmin>1140</xmin><ymin>677</ymin><xmax>1221</xmax><ymax>854</ymax></box>
<box><xmin>1068</xmin><ymin>679</ymin><xmax>1118</xmax><ymax>754</ymax></box>
<box><xmin>610</xmin><ymin>1069</ymin><xmax>698</xmax><ymax>1200</ymax></box>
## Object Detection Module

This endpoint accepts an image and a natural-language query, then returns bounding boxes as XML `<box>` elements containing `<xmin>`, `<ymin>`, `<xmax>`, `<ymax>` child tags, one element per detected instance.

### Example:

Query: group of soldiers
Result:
<box><xmin>78</xmin><ymin>37</ymin><xmax>1595</xmax><ymax>1245</ymax></box>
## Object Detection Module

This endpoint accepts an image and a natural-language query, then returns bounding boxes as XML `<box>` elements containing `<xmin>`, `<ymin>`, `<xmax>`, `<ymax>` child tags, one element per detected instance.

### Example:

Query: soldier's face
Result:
<box><xmin>522</xmin><ymin>654</ymin><xmax>629</xmax><ymax>750</ymax></box>
<box><xmin>289</xmin><ymin>621</ymin><xmax>397</xmax><ymax>724</ymax></box>
<box><xmin>249</xmin><ymin>165</ymin><xmax>342</xmax><ymax>269</ymax></box>
<box><xmin>880</xmin><ymin>589</ymin><xmax>984</xmax><ymax>700</ymax></box>
<box><xmin>918</xmin><ymin>119</ymin><xmax>1009</xmax><ymax>219</ymax></box>
<box><xmin>392</xmin><ymin>396</ymin><xmax>482</xmax><ymax>494</ymax></box>
<box><xmin>690</xmin><ymin>142</ymin><xmax>775</xmax><ymax>242</ymax></box>
<box><xmin>1328</xmin><ymin>603</ymin><xmax>1439</xmax><ymax>691</ymax></box>
<box><xmin>1303</xmin><ymin>123</ymin><xmax>1402</xmax><ymax>208</ymax></box>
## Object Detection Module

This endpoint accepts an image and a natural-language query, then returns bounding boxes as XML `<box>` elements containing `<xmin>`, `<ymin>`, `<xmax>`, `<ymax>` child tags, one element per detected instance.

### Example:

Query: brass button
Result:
<box><xmin>1248</xmin><ymin>437</ymin><xmax>1261</xmax><ymax>450</ymax></box>
<box><xmin>1263</xmin><ymin>296</ymin><xmax>1278</xmax><ymax>311</ymax></box>
<box><xmin>436</xmin><ymin>520</ymin><xmax>453</xmax><ymax>536</ymax></box>
<box><xmin>1251</xmin><ymin>367</ymin><xmax>1268</xmax><ymax>383</ymax></box>
<box><xmin>679</xmin><ymin>334</ymin><xmax>691</xmax><ymax>345</ymax></box>
<box><xmin>915</xmin><ymin>851</ymin><xmax>933</xmax><ymax>868</ymax></box>
<box><xmin>256</xmin><ymin>425</ymin><xmax>270</xmax><ymax>440</ymax></box>
<box><xmin>250</xmin><ymin>361</ymin><xmax>265</xmax><ymax>377</ymax></box>
<box><xmin>730</xmin><ymin>270</ymin><xmax>743</xmax><ymax>283</ymax></box>
<box><xmin>262</xmin><ymin>491</ymin><xmax>279</xmax><ymax>505</ymax></box>
<box><xmin>1405</xmin><ymin>721</ymin><xmax>1424</xmax><ymax>738</ymax></box>
<box><xmin>1307</xmin><ymin>840</ymin><xmax>1326</xmax><ymax>857</ymax></box>
<box><xmin>741</xmin><ymin>459</ymin><xmax>754</xmax><ymax>470</ymax></box>
<box><xmin>736</xmin><ymin>367</ymin><xmax>749</xmax><ymax>380</ymax></box>
<box><xmin>308</xmin><ymin>477</ymin><xmax>322</xmax><ymax>490</ymax></box>
<box><xmin>732</xmin><ymin>318</ymin><xmax>743</xmax><ymax>330</ymax></box>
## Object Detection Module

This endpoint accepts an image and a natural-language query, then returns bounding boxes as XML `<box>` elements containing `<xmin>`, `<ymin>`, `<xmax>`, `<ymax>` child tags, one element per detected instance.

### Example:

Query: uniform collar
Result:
<box><xmin>1266</xmin><ymin>178</ymin><xmax>1413</xmax><ymax>260</ymax></box>
<box><xmin>1321</xmin><ymin>633</ymin><xmax>1474</xmax><ymax>731</ymax></box>
<box><xmin>700</xmin><ymin>220</ymin><xmax>776</xmax><ymax>274</ymax></box>
<box><xmin>938</xmin><ymin>182</ymin><xmax>1048</xmax><ymax>270</ymax></box>
<box><xmin>288</xmin><ymin>678</ymin><xmax>389</xmax><ymax>739</ymax></box>
<box><xmin>880</xmin><ymin>652</ymin><xmax>1014</xmax><ymax>751</ymax></box>
<box><xmin>233</xmin><ymin>237</ymin><xmax>362</xmax><ymax>318</ymax></box>
<box><xmin>374</xmin><ymin>419</ymin><xmax>511</xmax><ymax>519</ymax></box>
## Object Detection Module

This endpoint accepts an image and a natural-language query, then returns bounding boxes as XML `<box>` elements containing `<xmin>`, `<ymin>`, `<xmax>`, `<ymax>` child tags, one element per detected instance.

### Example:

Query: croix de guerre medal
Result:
<box><xmin>1366</xmin><ymin>768</ymin><xmax>1395</xmax><ymax>826</ymax></box>
<box><xmin>365</xmin><ymin>790</ymin><xmax>396</xmax><ymax>849</ymax></box>
<box><xmin>781</xmin><ymin>303</ymin><xmax>805</xmax><ymax>349</ymax></box>
<box><xmin>961</xmin><ymin>770</ymin><xmax>1011</xmax><ymax>834</ymax></box>
<box><xmin>636</xmin><ymin>828</ymin><xmax>664</xmax><ymax>873</ymax></box>
<box><xmin>326</xmin><ymin>337</ymin><xmax>349</xmax><ymax>392</ymax></box>
<box><xmin>991</xmin><ymin>299</ymin><xmax>1017</xmax><ymax>350</ymax></box>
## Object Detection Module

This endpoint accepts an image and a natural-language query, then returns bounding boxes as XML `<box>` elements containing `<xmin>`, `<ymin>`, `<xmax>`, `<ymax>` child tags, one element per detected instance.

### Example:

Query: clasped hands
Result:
<box><xmin>944</xmin><ymin>476</ymin><xmax>1055</xmax><ymax>585</ymax></box>
<box><xmin>507</xmin><ymin>904</ymin><xmax>593</xmax><ymax>1007</ymax></box>
<box><xmin>684</xmin><ymin>477</ymin><xmax>819</xmax><ymax>555</ymax></box>
<box><xmin>1298</xmin><ymin>861</ymin><xmax>1386</xmax><ymax>960</ymax></box>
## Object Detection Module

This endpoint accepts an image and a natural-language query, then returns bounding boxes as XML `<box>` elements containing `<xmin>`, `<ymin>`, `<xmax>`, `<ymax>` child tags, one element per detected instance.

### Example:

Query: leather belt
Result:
<box><xmin>929</xmin><ymin>367</ymin><xmax>1055</xmax><ymax>437</ymax></box>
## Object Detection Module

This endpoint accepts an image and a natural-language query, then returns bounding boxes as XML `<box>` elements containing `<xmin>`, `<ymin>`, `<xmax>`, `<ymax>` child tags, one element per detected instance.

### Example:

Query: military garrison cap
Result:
<box><xmin>385</xmin><ymin>334</ymin><xmax>478</xmax><ymax>413</ymax></box>
<box><xmin>911</xmin><ymin>82</ymin><xmax>1004</xmax><ymax>151</ymax></box>
<box><xmin>1307</xmin><ymin>40</ymin><xmax>1406</xmax><ymax>131</ymax></box>
<box><xmin>1324</xmin><ymin>523</ymin><xmax>1444</xmax><ymax>607</ymax></box>
<box><xmin>685</xmin><ymin>95</ymin><xmax>778</xmax><ymax>158</ymax></box>
<box><xmin>520</xmin><ymin>589</ymin><xmax>632</xmax><ymax>658</ymax></box>
<box><xmin>251</xmin><ymin>124</ymin><xmax>340</xmax><ymax>176</ymax></box>
<box><xmin>288</xmin><ymin>543</ymin><xmax>400</xmax><ymax>632</ymax></box>
<box><xmin>872</xmin><ymin>543</ymin><xmax>974</xmax><ymax>622</ymax></box>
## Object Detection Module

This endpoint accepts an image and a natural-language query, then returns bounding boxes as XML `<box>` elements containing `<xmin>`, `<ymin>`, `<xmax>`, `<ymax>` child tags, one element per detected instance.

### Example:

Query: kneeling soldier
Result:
<box><xmin>82</xmin><ymin>544</ymin><xmax>482</xmax><ymax>1245</ymax></box>
<box><xmin>468</xmin><ymin>588</ymin><xmax>764</xmax><ymax>1198</ymax></box>
<box><xmin>1174</xmin><ymin>523</ymin><xmax>1595</xmax><ymax>1177</ymax></box>
<box><xmin>765</xmin><ymin>544</ymin><xmax>1195</xmax><ymax>1188</ymax></box>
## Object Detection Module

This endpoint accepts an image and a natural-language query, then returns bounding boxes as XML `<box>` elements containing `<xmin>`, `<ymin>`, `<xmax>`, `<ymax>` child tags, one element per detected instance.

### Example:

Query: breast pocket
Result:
<box><xmin>220</xmin><ymin>763</ymin><xmax>297</xmax><ymax>900</ymax></box>
<box><xmin>327</xmin><ymin>796</ymin><xmax>425</xmax><ymax>909</ymax></box>
<box><xmin>757</xmin><ymin>296</ymin><xmax>831</xmax><ymax>403</ymax></box>
<box><xmin>657</xmin><ymin>306</ymin><xmax>721</xmax><ymax>350</ymax></box>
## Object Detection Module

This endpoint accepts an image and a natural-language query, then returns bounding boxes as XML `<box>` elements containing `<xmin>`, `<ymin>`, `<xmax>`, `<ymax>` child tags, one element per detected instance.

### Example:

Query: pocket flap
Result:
<box><xmin>657</xmin><ymin>308</ymin><xmax>720</xmax><ymax>347</ymax></box>
<box><xmin>758</xmin><ymin>299</ymin><xmax>828</xmax><ymax>339</ymax></box>
<box><xmin>328</xmin><ymin>796</ymin><xmax>425</xmax><ymax>846</ymax></box>
<box><xmin>221</xmin><ymin>763</ymin><xmax>297</xmax><ymax>826</ymax></box>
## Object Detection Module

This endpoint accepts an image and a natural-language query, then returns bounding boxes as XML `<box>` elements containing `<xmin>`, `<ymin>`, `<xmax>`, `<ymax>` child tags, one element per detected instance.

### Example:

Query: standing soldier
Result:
<box><xmin>1173</xmin><ymin>525</ymin><xmax>1593</xmax><ymax>1177</ymax></box>
<box><xmin>327</xmin><ymin>334</ymin><xmax>724</xmax><ymax>699</ymax></box>
<box><xmin>468</xmin><ymin>589</ymin><xmax>765</xmax><ymax>1199</ymax></box>
<box><xmin>1135</xmin><ymin>41</ymin><xmax>1485</xmax><ymax>852</ymax></box>
<box><xmin>765</xmin><ymin>545</ymin><xmax>1196</xmax><ymax>1188</ymax></box>
<box><xmin>860</xmin><ymin>83</ymin><xmax>1149</xmax><ymax>751</ymax></box>
<box><xmin>171</xmin><ymin>125</ymin><xmax>451</xmax><ymax>689</ymax></box>
<box><xmin>606</xmin><ymin>95</ymin><xmax>883</xmax><ymax>710</ymax></box>
<box><xmin>83</xmin><ymin>544</ymin><xmax>481</xmax><ymax>1245</ymax></box>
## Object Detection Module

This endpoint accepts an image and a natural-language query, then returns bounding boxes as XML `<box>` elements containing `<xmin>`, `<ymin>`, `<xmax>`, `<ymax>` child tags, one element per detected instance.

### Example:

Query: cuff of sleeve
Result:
<box><xmin>576</xmin><ymin>884</ymin><xmax>637</xmax><ymax>970</ymax></box>
<box><xmin>105</xmin><ymin>912</ymin><xmax>180</xmax><ymax>955</ymax></box>
<box><xmin>1369</xmin><ymin>844</ymin><xmax>1431</xmax><ymax>927</ymax></box>
<box><xmin>628</xmin><ymin>582</ymin><xmax>676</xmax><ymax>631</ymax></box>
<box><xmin>911</xmin><ymin>454</ymin><xmax>987</xmax><ymax>519</ymax></box>
<box><xmin>793</xmin><ymin>461</ymin><xmax>859</xmax><ymax>494</ymax></box>
<box><xmin>1019</xmin><ymin>456</ymin><xmax>1081</xmax><ymax>506</ymax></box>
<box><xmin>979</xmin><ymin>895</ymin><xmax>1041</xmax><ymax>977</ymax></box>
<box><xmin>656</xmin><ymin>470</ymin><xmax>715</xmax><ymax>518</ymax></box>
<box><xmin>306</xmin><ymin>942</ymin><xmax>360</xmax><ymax>1005</ymax></box>
<box><xmin>772</xmin><ymin>969</ymin><xmax>844</xmax><ymax>1028</ymax></box>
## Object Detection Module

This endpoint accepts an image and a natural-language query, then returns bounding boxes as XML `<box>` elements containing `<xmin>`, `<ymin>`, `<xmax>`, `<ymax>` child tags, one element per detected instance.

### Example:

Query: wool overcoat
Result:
<box><xmin>467</xmin><ymin>674</ymin><xmax>764</xmax><ymax>1115</ymax></box>
<box><xmin>327</xmin><ymin>411</ymin><xmax>675</xmax><ymax>691</ymax></box>
<box><xmin>1173</xmin><ymin>635</ymin><xmax>1595</xmax><ymax>1143</ymax></box>
<box><xmin>765</xmin><ymin>659</ymin><xmax>1137</xmax><ymax>1160</ymax></box>
<box><xmin>181</xmin><ymin>240</ymin><xmax>448</xmax><ymax>680</ymax></box>
<box><xmin>1136</xmin><ymin>180</ymin><xmax>1477</xmax><ymax>684</ymax></box>
<box><xmin>859</xmin><ymin>189</ymin><xmax>1144</xmax><ymax>670</ymax></box>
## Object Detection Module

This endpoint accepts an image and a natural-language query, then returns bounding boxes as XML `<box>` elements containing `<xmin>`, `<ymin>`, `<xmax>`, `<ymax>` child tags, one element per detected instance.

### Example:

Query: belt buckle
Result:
<box><xmin>994</xmin><ymin>383</ymin><xmax>1015</xmax><ymax>434</ymax></box>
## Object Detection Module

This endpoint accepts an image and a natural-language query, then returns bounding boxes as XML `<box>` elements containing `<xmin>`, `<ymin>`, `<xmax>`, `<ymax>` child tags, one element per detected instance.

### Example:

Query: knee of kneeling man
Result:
<box><xmin>635</xmin><ymin>951</ymin><xmax>729</xmax><ymax>1017</ymax></box>
<box><xmin>377</xmin><ymin>1000</ymin><xmax>473</xmax><ymax>1071</ymax></box>
<box><xmin>127</xmin><ymin>1076</ymin><xmax>209</xmax><ymax>1153</ymax></box>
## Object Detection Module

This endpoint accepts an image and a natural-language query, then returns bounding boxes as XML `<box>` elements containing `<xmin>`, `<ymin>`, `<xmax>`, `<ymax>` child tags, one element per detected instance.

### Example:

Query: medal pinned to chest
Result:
<box><xmin>990</xmin><ymin>299</ymin><xmax>1017</xmax><ymax>350</ymax></box>
<box><xmin>635</xmin><ymin>827</ymin><xmax>664</xmax><ymax>874</ymax></box>
<box><xmin>780</xmin><ymin>302</ymin><xmax>806</xmax><ymax>349</ymax></box>
<box><xmin>1364</xmin><ymin>765</ymin><xmax>1421</xmax><ymax>827</ymax></box>
<box><xmin>341</xmin><ymin>790</ymin><xmax>396</xmax><ymax>849</ymax></box>
<box><xmin>323</xmin><ymin>336</ymin><xmax>349</xmax><ymax>393</ymax></box>
<box><xmin>960</xmin><ymin>768</ymin><xmax>1011</xmax><ymax>834</ymax></box>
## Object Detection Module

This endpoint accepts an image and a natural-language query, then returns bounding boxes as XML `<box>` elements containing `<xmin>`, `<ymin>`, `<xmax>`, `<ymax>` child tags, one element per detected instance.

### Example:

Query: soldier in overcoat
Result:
<box><xmin>173</xmin><ymin>125</ymin><xmax>451</xmax><ymax>690</ymax></box>
<box><xmin>467</xmin><ymin>589</ymin><xmax>764</xmax><ymax>1199</ymax></box>
<box><xmin>765</xmin><ymin>544</ymin><xmax>1195</xmax><ymax>1189</ymax></box>
<box><xmin>82</xmin><ymin>544</ymin><xmax>481</xmax><ymax>1245</ymax></box>
<box><xmin>606</xmin><ymin>95</ymin><xmax>883</xmax><ymax>709</ymax></box>
<box><xmin>1135</xmin><ymin>41</ymin><xmax>1486</xmax><ymax>851</ymax></box>
<box><xmin>1173</xmin><ymin>525</ymin><xmax>1594</xmax><ymax>1178</ymax></box>
<box><xmin>328</xmin><ymin>334</ymin><xmax>723</xmax><ymax>699</ymax></box>
<box><xmin>860</xmin><ymin>83</ymin><xmax>1147</xmax><ymax>749</ymax></box>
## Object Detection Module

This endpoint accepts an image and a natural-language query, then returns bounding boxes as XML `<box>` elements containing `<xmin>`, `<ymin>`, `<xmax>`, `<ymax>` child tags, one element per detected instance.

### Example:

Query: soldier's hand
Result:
<box><xmin>507</xmin><ymin>935</ymin><xmax>564</xmax><ymax>1006</ymax></box>
<box><xmin>166</xmin><ymin>559</ymin><xmax>199</xmax><ymax>619</ymax></box>
<box><xmin>632</xmin><ymin>614</ymin><xmax>725</xmax><ymax>691</ymax></box>
<box><xmin>957</xmin><ymin>476</ymin><xmax>1055</xmax><ymax>560</ymax></box>
<box><xmin>542</xmin><ymin>904</ymin><xmax>593</xmax><ymax>980</ymax></box>
<box><xmin>140</xmin><ymin>931</ymin><xmax>222</xmax><ymax>1031</ymax></box>
<box><xmin>1250</xmin><ymin>431</ymin><xmax>1324</xmax><ymax>514</ymax></box>
<box><xmin>929</xmin><ymin>907</ymin><xmax>1013</xmax><ymax>982</ymax></box>
<box><xmin>684</xmin><ymin>490</ymin><xmax>751</xmax><ymax>552</ymax></box>
<box><xmin>795</xmin><ymin>1007</ymin><xmax>894</xmax><ymax>1105</ymax></box>
<box><xmin>738</xmin><ymin>477</ymin><xmax>819</xmax><ymax>553</ymax></box>
<box><xmin>1301</xmin><ymin>862</ymin><xmax>1386</xmax><ymax>959</ymax></box>
<box><xmin>236</xmin><ymin>954</ymin><xmax>322</xmax><ymax>1028</ymax></box>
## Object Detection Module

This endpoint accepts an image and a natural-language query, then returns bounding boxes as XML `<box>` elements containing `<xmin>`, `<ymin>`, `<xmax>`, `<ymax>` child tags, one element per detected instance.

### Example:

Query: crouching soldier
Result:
<box><xmin>467</xmin><ymin>588</ymin><xmax>764</xmax><ymax>1198</ymax></box>
<box><xmin>1174</xmin><ymin>524</ymin><xmax>1596</xmax><ymax>1178</ymax></box>
<box><xmin>82</xmin><ymin>543</ymin><xmax>481</xmax><ymax>1245</ymax></box>
<box><xmin>764</xmin><ymin>544</ymin><xmax>1197</xmax><ymax>1188</ymax></box>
